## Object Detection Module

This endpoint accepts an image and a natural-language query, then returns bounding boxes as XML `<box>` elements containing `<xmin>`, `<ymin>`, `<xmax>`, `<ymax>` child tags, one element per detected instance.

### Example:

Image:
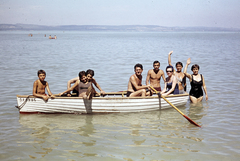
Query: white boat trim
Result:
<box><xmin>16</xmin><ymin>94</ymin><xmax>189</xmax><ymax>114</ymax></box>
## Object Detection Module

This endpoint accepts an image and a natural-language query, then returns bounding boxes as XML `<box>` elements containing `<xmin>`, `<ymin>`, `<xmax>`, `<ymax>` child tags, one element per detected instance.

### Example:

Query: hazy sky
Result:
<box><xmin>0</xmin><ymin>0</ymin><xmax>240</xmax><ymax>28</ymax></box>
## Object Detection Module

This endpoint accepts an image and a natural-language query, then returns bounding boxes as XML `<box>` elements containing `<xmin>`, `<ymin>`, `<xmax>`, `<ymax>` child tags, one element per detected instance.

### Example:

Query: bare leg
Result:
<box><xmin>146</xmin><ymin>91</ymin><xmax>152</xmax><ymax>96</ymax></box>
<box><xmin>79</xmin><ymin>92</ymin><xmax>88</xmax><ymax>99</ymax></box>
<box><xmin>86</xmin><ymin>85</ymin><xmax>96</xmax><ymax>99</ymax></box>
<box><xmin>190</xmin><ymin>96</ymin><xmax>203</xmax><ymax>103</ymax></box>
<box><xmin>129</xmin><ymin>89</ymin><xmax>146</xmax><ymax>97</ymax></box>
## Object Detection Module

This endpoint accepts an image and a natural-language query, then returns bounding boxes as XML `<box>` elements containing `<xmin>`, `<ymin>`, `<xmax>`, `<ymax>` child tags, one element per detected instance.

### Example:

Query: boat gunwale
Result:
<box><xmin>16</xmin><ymin>93</ymin><xmax>189</xmax><ymax>99</ymax></box>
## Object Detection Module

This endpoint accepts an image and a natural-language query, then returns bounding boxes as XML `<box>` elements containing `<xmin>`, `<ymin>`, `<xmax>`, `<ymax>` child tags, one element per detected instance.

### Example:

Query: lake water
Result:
<box><xmin>0</xmin><ymin>31</ymin><xmax>240</xmax><ymax>161</ymax></box>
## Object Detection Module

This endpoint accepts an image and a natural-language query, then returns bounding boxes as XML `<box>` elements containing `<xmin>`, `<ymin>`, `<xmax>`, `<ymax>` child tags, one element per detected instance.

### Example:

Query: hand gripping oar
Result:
<box><xmin>149</xmin><ymin>86</ymin><xmax>201</xmax><ymax>127</ymax></box>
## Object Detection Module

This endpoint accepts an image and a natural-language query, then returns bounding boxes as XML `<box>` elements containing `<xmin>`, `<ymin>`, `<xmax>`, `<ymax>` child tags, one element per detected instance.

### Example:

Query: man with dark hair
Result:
<box><xmin>146</xmin><ymin>60</ymin><xmax>165</xmax><ymax>91</ymax></box>
<box><xmin>127</xmin><ymin>63</ymin><xmax>151</xmax><ymax>97</ymax></box>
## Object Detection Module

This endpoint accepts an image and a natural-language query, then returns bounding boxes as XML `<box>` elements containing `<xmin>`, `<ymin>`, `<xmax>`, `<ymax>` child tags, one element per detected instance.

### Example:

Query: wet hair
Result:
<box><xmin>78</xmin><ymin>71</ymin><xmax>86</xmax><ymax>79</ymax></box>
<box><xmin>176</xmin><ymin>62</ymin><xmax>183</xmax><ymax>67</ymax></box>
<box><xmin>134</xmin><ymin>63</ymin><xmax>143</xmax><ymax>70</ymax></box>
<box><xmin>153</xmin><ymin>60</ymin><xmax>160</xmax><ymax>65</ymax></box>
<box><xmin>86</xmin><ymin>69</ymin><xmax>94</xmax><ymax>77</ymax></box>
<box><xmin>191</xmin><ymin>64</ymin><xmax>200</xmax><ymax>71</ymax></box>
<box><xmin>37</xmin><ymin>70</ymin><xmax>46</xmax><ymax>76</ymax></box>
<box><xmin>166</xmin><ymin>65</ymin><xmax>174</xmax><ymax>72</ymax></box>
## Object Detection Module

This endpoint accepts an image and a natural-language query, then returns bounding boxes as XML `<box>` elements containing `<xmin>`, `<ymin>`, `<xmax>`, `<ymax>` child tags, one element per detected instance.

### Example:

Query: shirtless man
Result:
<box><xmin>146</xmin><ymin>61</ymin><xmax>166</xmax><ymax>91</ymax></box>
<box><xmin>127</xmin><ymin>63</ymin><xmax>151</xmax><ymax>97</ymax></box>
<box><xmin>33</xmin><ymin>70</ymin><xmax>55</xmax><ymax>101</ymax></box>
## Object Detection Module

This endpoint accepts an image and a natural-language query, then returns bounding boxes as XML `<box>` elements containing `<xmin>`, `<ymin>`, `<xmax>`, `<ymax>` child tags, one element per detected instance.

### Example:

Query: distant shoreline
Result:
<box><xmin>0</xmin><ymin>24</ymin><xmax>239</xmax><ymax>32</ymax></box>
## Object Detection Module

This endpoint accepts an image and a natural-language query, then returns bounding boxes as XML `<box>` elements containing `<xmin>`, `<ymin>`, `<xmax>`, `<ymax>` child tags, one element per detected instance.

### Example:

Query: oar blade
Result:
<box><xmin>183</xmin><ymin>115</ymin><xmax>201</xmax><ymax>127</ymax></box>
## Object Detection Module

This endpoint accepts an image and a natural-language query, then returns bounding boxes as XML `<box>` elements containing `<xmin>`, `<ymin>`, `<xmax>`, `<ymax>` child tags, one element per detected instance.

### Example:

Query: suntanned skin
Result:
<box><xmin>67</xmin><ymin>77</ymin><xmax>79</xmax><ymax>96</ymax></box>
<box><xmin>146</xmin><ymin>62</ymin><xmax>165</xmax><ymax>89</ymax></box>
<box><xmin>184</xmin><ymin>58</ymin><xmax>208</xmax><ymax>103</ymax></box>
<box><xmin>86</xmin><ymin>74</ymin><xmax>105</xmax><ymax>95</ymax></box>
<box><xmin>168</xmin><ymin>51</ymin><xmax>186</xmax><ymax>91</ymax></box>
<box><xmin>33</xmin><ymin>73</ymin><xmax>55</xmax><ymax>101</ymax></box>
<box><xmin>127</xmin><ymin>67</ymin><xmax>151</xmax><ymax>97</ymax></box>
<box><xmin>160</xmin><ymin>67</ymin><xmax>178</xmax><ymax>96</ymax></box>
<box><xmin>66</xmin><ymin>74</ymin><xmax>105</xmax><ymax>97</ymax></box>
<box><xmin>60</xmin><ymin>75</ymin><xmax>94</xmax><ymax>99</ymax></box>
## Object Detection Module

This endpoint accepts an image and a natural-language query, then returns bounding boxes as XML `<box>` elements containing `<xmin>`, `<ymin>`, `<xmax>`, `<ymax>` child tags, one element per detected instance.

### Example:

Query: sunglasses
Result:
<box><xmin>166</xmin><ymin>71</ymin><xmax>173</xmax><ymax>73</ymax></box>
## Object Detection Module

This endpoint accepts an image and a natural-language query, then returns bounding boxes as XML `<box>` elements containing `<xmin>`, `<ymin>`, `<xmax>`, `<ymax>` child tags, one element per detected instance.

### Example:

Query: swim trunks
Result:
<box><xmin>189</xmin><ymin>74</ymin><xmax>203</xmax><ymax>98</ymax></box>
<box><xmin>71</xmin><ymin>89</ymin><xmax>79</xmax><ymax>97</ymax></box>
<box><xmin>153</xmin><ymin>87</ymin><xmax>161</xmax><ymax>91</ymax></box>
<box><xmin>126</xmin><ymin>91</ymin><xmax>132</xmax><ymax>97</ymax></box>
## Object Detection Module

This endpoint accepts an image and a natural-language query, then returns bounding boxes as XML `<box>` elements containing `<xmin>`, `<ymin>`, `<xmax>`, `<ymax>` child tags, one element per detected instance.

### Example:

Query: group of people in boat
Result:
<box><xmin>126</xmin><ymin>51</ymin><xmax>208</xmax><ymax>103</ymax></box>
<box><xmin>32</xmin><ymin>51</ymin><xmax>208</xmax><ymax>103</ymax></box>
<box><xmin>49</xmin><ymin>35</ymin><xmax>57</xmax><ymax>39</ymax></box>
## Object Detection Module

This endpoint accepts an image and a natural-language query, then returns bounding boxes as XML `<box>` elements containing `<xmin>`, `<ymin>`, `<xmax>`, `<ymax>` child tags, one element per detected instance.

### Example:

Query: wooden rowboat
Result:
<box><xmin>16</xmin><ymin>93</ymin><xmax>189</xmax><ymax>114</ymax></box>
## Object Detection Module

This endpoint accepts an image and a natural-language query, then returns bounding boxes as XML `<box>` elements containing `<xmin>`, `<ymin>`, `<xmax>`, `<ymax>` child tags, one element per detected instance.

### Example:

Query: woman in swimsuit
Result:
<box><xmin>168</xmin><ymin>51</ymin><xmax>186</xmax><ymax>94</ymax></box>
<box><xmin>161</xmin><ymin>65</ymin><xmax>179</xmax><ymax>96</ymax></box>
<box><xmin>184</xmin><ymin>58</ymin><xmax>208</xmax><ymax>103</ymax></box>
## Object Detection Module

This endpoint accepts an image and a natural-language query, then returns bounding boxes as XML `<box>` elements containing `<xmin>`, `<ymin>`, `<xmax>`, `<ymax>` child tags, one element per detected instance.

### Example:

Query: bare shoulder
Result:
<box><xmin>159</xmin><ymin>69</ymin><xmax>164</xmax><ymax>74</ymax></box>
<box><xmin>33</xmin><ymin>79</ymin><xmax>38</xmax><ymax>85</ymax></box>
<box><xmin>130</xmin><ymin>74</ymin><xmax>136</xmax><ymax>81</ymax></box>
<box><xmin>92</xmin><ymin>78</ymin><xmax>97</xmax><ymax>83</ymax></box>
<box><xmin>73</xmin><ymin>79</ymin><xmax>80</xmax><ymax>87</ymax></box>
<box><xmin>147</xmin><ymin>69</ymin><xmax>153</xmax><ymax>74</ymax></box>
<box><xmin>130</xmin><ymin>74</ymin><xmax>135</xmax><ymax>79</ymax></box>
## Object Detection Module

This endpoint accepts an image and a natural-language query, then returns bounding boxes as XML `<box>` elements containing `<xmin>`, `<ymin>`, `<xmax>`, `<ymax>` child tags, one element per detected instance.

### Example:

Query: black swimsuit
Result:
<box><xmin>166</xmin><ymin>82</ymin><xmax>179</xmax><ymax>94</ymax></box>
<box><xmin>189</xmin><ymin>74</ymin><xmax>203</xmax><ymax>98</ymax></box>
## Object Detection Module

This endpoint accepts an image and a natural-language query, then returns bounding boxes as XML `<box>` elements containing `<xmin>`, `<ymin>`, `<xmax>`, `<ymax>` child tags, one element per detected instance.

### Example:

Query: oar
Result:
<box><xmin>149</xmin><ymin>86</ymin><xmax>201</xmax><ymax>127</ymax></box>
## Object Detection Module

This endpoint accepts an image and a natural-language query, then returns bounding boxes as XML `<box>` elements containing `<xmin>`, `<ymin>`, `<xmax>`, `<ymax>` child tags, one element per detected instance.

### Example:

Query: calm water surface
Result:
<box><xmin>0</xmin><ymin>31</ymin><xmax>240</xmax><ymax>161</ymax></box>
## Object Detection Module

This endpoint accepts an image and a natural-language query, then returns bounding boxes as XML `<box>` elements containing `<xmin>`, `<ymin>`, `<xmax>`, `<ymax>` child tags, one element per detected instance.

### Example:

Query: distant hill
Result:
<box><xmin>0</xmin><ymin>24</ymin><xmax>239</xmax><ymax>32</ymax></box>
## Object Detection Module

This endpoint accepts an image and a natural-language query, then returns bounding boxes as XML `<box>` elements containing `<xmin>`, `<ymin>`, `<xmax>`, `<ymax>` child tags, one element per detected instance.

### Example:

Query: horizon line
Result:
<box><xmin>1</xmin><ymin>23</ymin><xmax>240</xmax><ymax>29</ymax></box>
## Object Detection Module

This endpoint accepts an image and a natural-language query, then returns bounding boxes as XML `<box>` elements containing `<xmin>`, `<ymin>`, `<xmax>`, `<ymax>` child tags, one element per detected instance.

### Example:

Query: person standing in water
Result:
<box><xmin>184</xmin><ymin>58</ymin><xmax>208</xmax><ymax>103</ymax></box>
<box><xmin>168</xmin><ymin>51</ymin><xmax>186</xmax><ymax>94</ymax></box>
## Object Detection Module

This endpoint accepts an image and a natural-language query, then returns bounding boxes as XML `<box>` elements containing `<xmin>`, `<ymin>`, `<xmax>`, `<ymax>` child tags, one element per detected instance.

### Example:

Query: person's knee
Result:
<box><xmin>140</xmin><ymin>89</ymin><xmax>146</xmax><ymax>94</ymax></box>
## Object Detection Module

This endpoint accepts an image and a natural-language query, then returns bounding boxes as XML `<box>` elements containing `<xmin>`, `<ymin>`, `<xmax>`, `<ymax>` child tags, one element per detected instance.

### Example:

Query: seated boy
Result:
<box><xmin>59</xmin><ymin>71</ymin><xmax>95</xmax><ymax>99</ymax></box>
<box><xmin>86</xmin><ymin>69</ymin><xmax>105</xmax><ymax>96</ymax></box>
<box><xmin>33</xmin><ymin>70</ymin><xmax>55</xmax><ymax>101</ymax></box>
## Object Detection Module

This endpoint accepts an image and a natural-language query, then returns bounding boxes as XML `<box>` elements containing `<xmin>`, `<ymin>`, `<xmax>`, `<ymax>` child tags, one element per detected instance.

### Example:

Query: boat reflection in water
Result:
<box><xmin>18</xmin><ymin>108</ymin><xmax>204</xmax><ymax>160</ymax></box>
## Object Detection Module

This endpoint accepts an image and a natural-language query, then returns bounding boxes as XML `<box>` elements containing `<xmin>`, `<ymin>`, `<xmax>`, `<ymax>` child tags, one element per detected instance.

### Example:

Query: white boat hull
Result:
<box><xmin>16</xmin><ymin>94</ymin><xmax>189</xmax><ymax>114</ymax></box>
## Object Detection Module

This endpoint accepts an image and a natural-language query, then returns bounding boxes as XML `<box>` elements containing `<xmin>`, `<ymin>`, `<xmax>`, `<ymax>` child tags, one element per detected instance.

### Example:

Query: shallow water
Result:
<box><xmin>0</xmin><ymin>31</ymin><xmax>240</xmax><ymax>160</ymax></box>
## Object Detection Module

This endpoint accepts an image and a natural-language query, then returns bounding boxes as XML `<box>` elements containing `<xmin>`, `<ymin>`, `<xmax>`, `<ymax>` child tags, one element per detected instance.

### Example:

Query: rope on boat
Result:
<box><xmin>15</xmin><ymin>95</ymin><xmax>32</xmax><ymax>110</ymax></box>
